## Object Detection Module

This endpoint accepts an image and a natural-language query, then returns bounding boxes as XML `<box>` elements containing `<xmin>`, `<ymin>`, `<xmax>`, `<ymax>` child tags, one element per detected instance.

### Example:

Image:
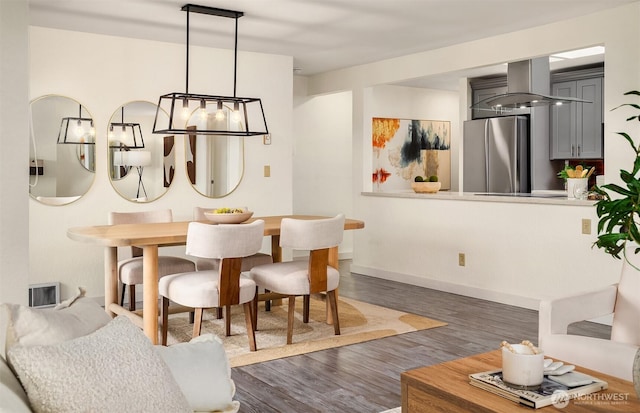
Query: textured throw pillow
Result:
<box><xmin>155</xmin><ymin>334</ymin><xmax>239</xmax><ymax>413</ymax></box>
<box><xmin>7</xmin><ymin>316</ymin><xmax>192</xmax><ymax>413</ymax></box>
<box><xmin>2</xmin><ymin>287</ymin><xmax>111</xmax><ymax>356</ymax></box>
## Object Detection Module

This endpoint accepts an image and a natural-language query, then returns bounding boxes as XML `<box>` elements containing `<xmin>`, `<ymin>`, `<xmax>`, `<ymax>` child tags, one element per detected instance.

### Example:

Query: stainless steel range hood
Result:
<box><xmin>470</xmin><ymin>57</ymin><xmax>591</xmax><ymax>112</ymax></box>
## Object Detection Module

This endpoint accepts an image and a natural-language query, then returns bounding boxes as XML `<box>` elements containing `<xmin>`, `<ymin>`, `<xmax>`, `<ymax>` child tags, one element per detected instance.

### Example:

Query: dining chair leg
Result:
<box><xmin>303</xmin><ymin>295</ymin><xmax>310</xmax><ymax>323</ymax></box>
<box><xmin>120</xmin><ymin>283</ymin><xmax>126</xmax><ymax>307</ymax></box>
<box><xmin>225</xmin><ymin>305</ymin><xmax>231</xmax><ymax>336</ymax></box>
<box><xmin>287</xmin><ymin>296</ymin><xmax>296</xmax><ymax>344</ymax></box>
<box><xmin>128</xmin><ymin>285</ymin><xmax>136</xmax><ymax>311</ymax></box>
<box><xmin>216</xmin><ymin>308</ymin><xmax>223</xmax><ymax>319</ymax></box>
<box><xmin>161</xmin><ymin>297</ymin><xmax>170</xmax><ymax>346</ymax></box>
<box><xmin>252</xmin><ymin>292</ymin><xmax>259</xmax><ymax>330</ymax></box>
<box><xmin>243</xmin><ymin>303</ymin><xmax>257</xmax><ymax>352</ymax></box>
<box><xmin>192</xmin><ymin>308</ymin><xmax>204</xmax><ymax>338</ymax></box>
<box><xmin>327</xmin><ymin>290</ymin><xmax>340</xmax><ymax>335</ymax></box>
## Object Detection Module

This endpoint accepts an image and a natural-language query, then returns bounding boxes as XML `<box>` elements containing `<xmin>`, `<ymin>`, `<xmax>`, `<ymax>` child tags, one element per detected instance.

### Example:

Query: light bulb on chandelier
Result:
<box><xmin>74</xmin><ymin>120</ymin><xmax>84</xmax><ymax>138</ymax></box>
<box><xmin>231</xmin><ymin>102</ymin><xmax>241</xmax><ymax>122</ymax></box>
<box><xmin>215</xmin><ymin>101</ymin><xmax>225</xmax><ymax>121</ymax></box>
<box><xmin>182</xmin><ymin>99</ymin><xmax>190</xmax><ymax>119</ymax></box>
<box><xmin>198</xmin><ymin>100</ymin><xmax>207</xmax><ymax>120</ymax></box>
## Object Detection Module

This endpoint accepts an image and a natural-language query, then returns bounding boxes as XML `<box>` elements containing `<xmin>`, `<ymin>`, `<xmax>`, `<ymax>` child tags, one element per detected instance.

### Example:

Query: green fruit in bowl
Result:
<box><xmin>212</xmin><ymin>207</ymin><xmax>244</xmax><ymax>214</ymax></box>
<box><xmin>428</xmin><ymin>175</ymin><xmax>439</xmax><ymax>182</ymax></box>
<box><xmin>414</xmin><ymin>176</ymin><xmax>425</xmax><ymax>182</ymax></box>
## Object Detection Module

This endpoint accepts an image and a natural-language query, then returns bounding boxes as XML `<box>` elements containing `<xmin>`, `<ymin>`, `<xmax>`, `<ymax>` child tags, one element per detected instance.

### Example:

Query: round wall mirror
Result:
<box><xmin>29</xmin><ymin>95</ymin><xmax>96</xmax><ymax>206</ymax></box>
<box><xmin>185</xmin><ymin>106</ymin><xmax>244</xmax><ymax>198</ymax></box>
<box><xmin>108</xmin><ymin>101</ymin><xmax>175</xmax><ymax>202</ymax></box>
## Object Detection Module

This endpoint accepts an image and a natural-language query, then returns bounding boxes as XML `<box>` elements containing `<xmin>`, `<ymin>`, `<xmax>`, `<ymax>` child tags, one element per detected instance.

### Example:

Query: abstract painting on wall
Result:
<box><xmin>372</xmin><ymin>117</ymin><xmax>451</xmax><ymax>192</ymax></box>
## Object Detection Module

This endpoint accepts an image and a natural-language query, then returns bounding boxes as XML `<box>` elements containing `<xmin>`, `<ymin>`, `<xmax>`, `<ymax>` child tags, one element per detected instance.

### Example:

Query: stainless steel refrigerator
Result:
<box><xmin>463</xmin><ymin>116</ymin><xmax>530</xmax><ymax>193</ymax></box>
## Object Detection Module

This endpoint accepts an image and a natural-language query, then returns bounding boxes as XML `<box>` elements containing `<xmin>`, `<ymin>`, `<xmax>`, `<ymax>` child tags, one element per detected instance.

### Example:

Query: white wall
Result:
<box><xmin>0</xmin><ymin>0</ymin><xmax>29</xmax><ymax>305</ymax></box>
<box><xmin>292</xmin><ymin>78</ymin><xmax>354</xmax><ymax>256</ymax></box>
<box><xmin>303</xmin><ymin>3</ymin><xmax>640</xmax><ymax>309</ymax></box>
<box><xmin>28</xmin><ymin>27</ymin><xmax>294</xmax><ymax>300</ymax></box>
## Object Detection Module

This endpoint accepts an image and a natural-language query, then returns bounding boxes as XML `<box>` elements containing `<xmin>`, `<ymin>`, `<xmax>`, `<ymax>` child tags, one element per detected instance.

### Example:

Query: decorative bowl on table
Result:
<box><xmin>411</xmin><ymin>182</ymin><xmax>441</xmax><ymax>193</ymax></box>
<box><xmin>203</xmin><ymin>208</ymin><xmax>253</xmax><ymax>224</ymax></box>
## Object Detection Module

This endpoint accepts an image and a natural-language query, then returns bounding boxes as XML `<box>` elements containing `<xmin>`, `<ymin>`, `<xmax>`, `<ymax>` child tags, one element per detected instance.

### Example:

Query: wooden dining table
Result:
<box><xmin>67</xmin><ymin>215</ymin><xmax>365</xmax><ymax>344</ymax></box>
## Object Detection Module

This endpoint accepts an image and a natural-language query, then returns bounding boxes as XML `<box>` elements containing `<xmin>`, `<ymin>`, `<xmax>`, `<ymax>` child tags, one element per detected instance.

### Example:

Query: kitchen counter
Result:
<box><xmin>362</xmin><ymin>190</ymin><xmax>596</xmax><ymax>206</ymax></box>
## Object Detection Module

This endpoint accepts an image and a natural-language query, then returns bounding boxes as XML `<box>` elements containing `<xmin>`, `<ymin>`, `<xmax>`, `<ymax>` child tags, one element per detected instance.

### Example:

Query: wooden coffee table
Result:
<box><xmin>401</xmin><ymin>350</ymin><xmax>639</xmax><ymax>412</ymax></box>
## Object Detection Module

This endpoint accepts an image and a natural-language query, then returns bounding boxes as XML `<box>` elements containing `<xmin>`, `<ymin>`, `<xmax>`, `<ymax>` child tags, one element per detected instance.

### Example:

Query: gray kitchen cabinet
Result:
<box><xmin>472</xmin><ymin>85</ymin><xmax>507</xmax><ymax>119</ymax></box>
<box><xmin>550</xmin><ymin>76</ymin><xmax>603</xmax><ymax>159</ymax></box>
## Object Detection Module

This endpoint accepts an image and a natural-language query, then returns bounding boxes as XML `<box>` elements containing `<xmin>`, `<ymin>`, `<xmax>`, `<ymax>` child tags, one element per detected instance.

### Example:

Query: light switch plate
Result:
<box><xmin>582</xmin><ymin>219</ymin><xmax>591</xmax><ymax>235</ymax></box>
<box><xmin>264</xmin><ymin>165</ymin><xmax>271</xmax><ymax>177</ymax></box>
<box><xmin>263</xmin><ymin>134</ymin><xmax>271</xmax><ymax>145</ymax></box>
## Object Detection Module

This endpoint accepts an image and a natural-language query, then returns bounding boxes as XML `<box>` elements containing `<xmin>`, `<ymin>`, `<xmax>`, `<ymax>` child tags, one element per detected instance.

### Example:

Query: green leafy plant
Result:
<box><xmin>414</xmin><ymin>175</ymin><xmax>438</xmax><ymax>182</ymax></box>
<box><xmin>557</xmin><ymin>164</ymin><xmax>593</xmax><ymax>180</ymax></box>
<box><xmin>594</xmin><ymin>90</ymin><xmax>640</xmax><ymax>260</ymax></box>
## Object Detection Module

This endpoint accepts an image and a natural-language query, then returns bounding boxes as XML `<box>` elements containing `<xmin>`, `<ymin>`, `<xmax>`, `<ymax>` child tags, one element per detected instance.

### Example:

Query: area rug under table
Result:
<box><xmin>164</xmin><ymin>295</ymin><xmax>447</xmax><ymax>367</ymax></box>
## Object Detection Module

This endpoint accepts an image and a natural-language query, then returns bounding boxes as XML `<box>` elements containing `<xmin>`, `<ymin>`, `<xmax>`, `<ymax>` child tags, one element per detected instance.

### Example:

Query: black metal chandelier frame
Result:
<box><xmin>57</xmin><ymin>105</ymin><xmax>95</xmax><ymax>144</ymax></box>
<box><xmin>109</xmin><ymin>107</ymin><xmax>145</xmax><ymax>149</ymax></box>
<box><xmin>153</xmin><ymin>4</ymin><xmax>268</xmax><ymax>137</ymax></box>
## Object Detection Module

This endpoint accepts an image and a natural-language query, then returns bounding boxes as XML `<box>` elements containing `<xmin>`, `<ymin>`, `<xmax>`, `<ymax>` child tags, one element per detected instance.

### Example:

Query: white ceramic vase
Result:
<box><xmin>566</xmin><ymin>178</ymin><xmax>588</xmax><ymax>199</ymax></box>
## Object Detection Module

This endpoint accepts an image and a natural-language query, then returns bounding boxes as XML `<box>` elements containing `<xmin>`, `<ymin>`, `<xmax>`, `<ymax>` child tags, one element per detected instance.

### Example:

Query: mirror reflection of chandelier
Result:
<box><xmin>57</xmin><ymin>104</ymin><xmax>95</xmax><ymax>144</ymax></box>
<box><xmin>153</xmin><ymin>4</ymin><xmax>268</xmax><ymax>137</ymax></box>
<box><xmin>109</xmin><ymin>107</ymin><xmax>144</xmax><ymax>149</ymax></box>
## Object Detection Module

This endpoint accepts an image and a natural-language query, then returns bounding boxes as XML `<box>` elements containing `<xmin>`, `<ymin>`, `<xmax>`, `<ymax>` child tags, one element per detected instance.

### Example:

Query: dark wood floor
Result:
<box><xmin>231</xmin><ymin>261</ymin><xmax>610</xmax><ymax>412</ymax></box>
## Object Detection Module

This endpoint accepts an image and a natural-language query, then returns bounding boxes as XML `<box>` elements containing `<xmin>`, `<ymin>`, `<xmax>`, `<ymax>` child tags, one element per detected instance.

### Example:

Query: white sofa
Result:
<box><xmin>1</xmin><ymin>289</ymin><xmax>239</xmax><ymax>413</ymax></box>
<box><xmin>1</xmin><ymin>354</ymin><xmax>30</xmax><ymax>412</ymax></box>
<box><xmin>538</xmin><ymin>283</ymin><xmax>639</xmax><ymax>381</ymax></box>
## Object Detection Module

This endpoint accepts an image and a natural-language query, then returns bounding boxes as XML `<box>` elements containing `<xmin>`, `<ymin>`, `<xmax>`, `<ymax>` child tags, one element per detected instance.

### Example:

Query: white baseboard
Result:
<box><xmin>350</xmin><ymin>264</ymin><xmax>540</xmax><ymax>310</ymax></box>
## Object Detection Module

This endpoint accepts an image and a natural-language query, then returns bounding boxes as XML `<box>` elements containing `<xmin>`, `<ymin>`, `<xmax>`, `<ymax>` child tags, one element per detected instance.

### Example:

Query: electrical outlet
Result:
<box><xmin>582</xmin><ymin>218</ymin><xmax>591</xmax><ymax>235</ymax></box>
<box><xmin>264</xmin><ymin>165</ymin><xmax>271</xmax><ymax>177</ymax></box>
<box><xmin>458</xmin><ymin>253</ymin><xmax>465</xmax><ymax>267</ymax></box>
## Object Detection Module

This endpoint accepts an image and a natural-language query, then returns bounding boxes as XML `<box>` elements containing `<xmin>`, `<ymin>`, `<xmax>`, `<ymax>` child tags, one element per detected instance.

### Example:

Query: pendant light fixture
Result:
<box><xmin>108</xmin><ymin>107</ymin><xmax>145</xmax><ymax>149</ymax></box>
<box><xmin>57</xmin><ymin>104</ymin><xmax>96</xmax><ymax>144</ymax></box>
<box><xmin>153</xmin><ymin>4</ymin><xmax>268</xmax><ymax>137</ymax></box>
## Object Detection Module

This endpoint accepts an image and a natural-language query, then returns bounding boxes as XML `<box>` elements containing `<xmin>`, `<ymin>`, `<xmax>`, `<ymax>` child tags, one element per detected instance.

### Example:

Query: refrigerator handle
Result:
<box><xmin>484</xmin><ymin>120</ymin><xmax>490</xmax><ymax>191</ymax></box>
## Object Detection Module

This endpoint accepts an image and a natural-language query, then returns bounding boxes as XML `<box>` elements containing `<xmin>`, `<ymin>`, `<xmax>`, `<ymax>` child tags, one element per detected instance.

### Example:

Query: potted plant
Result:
<box><xmin>593</xmin><ymin>90</ymin><xmax>640</xmax><ymax>262</ymax></box>
<box><xmin>412</xmin><ymin>175</ymin><xmax>441</xmax><ymax>193</ymax></box>
<box><xmin>557</xmin><ymin>164</ymin><xmax>595</xmax><ymax>199</ymax></box>
<box><xmin>592</xmin><ymin>90</ymin><xmax>640</xmax><ymax>397</ymax></box>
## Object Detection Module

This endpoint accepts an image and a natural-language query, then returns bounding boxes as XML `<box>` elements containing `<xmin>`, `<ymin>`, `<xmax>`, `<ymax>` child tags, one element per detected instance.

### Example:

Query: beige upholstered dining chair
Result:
<box><xmin>159</xmin><ymin>220</ymin><xmax>265</xmax><ymax>351</ymax></box>
<box><xmin>109</xmin><ymin>209</ymin><xmax>196</xmax><ymax>311</ymax></box>
<box><xmin>249</xmin><ymin>214</ymin><xmax>345</xmax><ymax>344</ymax></box>
<box><xmin>192</xmin><ymin>207</ymin><xmax>273</xmax><ymax>272</ymax></box>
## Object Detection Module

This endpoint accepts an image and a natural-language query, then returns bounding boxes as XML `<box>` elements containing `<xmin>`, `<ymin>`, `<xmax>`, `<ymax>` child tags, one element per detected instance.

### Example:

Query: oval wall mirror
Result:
<box><xmin>108</xmin><ymin>101</ymin><xmax>175</xmax><ymax>202</ymax></box>
<box><xmin>185</xmin><ymin>106</ymin><xmax>244</xmax><ymax>198</ymax></box>
<box><xmin>29</xmin><ymin>95</ymin><xmax>96</xmax><ymax>206</ymax></box>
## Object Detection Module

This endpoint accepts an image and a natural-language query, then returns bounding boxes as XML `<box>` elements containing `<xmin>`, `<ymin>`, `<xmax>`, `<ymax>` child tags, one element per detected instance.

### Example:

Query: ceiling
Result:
<box><xmin>29</xmin><ymin>0</ymin><xmax>633</xmax><ymax>88</ymax></box>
